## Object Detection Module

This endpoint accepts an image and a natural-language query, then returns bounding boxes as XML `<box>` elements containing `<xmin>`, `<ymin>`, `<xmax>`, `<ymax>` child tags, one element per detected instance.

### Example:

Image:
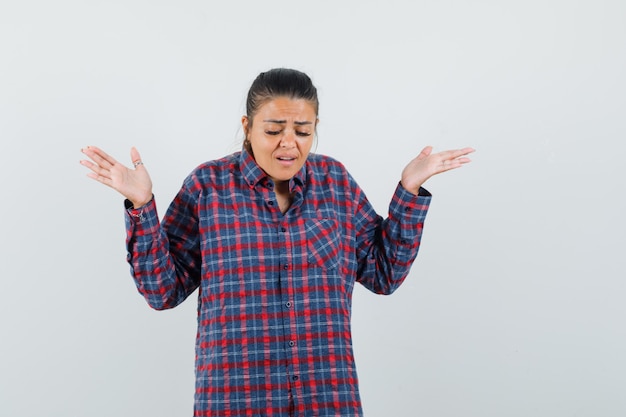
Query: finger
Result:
<box><xmin>440</xmin><ymin>157</ymin><xmax>471</xmax><ymax>172</ymax></box>
<box><xmin>84</xmin><ymin>168</ymin><xmax>115</xmax><ymax>188</ymax></box>
<box><xmin>79</xmin><ymin>158</ymin><xmax>99</xmax><ymax>174</ymax></box>
<box><xmin>80</xmin><ymin>159</ymin><xmax>116</xmax><ymax>185</ymax></box>
<box><xmin>416</xmin><ymin>145</ymin><xmax>433</xmax><ymax>161</ymax></box>
<box><xmin>437</xmin><ymin>148</ymin><xmax>475</xmax><ymax>167</ymax></box>
<box><xmin>130</xmin><ymin>146</ymin><xmax>142</xmax><ymax>166</ymax></box>
<box><xmin>455</xmin><ymin>156</ymin><xmax>472</xmax><ymax>164</ymax></box>
<box><xmin>449</xmin><ymin>147</ymin><xmax>475</xmax><ymax>159</ymax></box>
<box><xmin>82</xmin><ymin>146</ymin><xmax>118</xmax><ymax>170</ymax></box>
<box><xmin>437</xmin><ymin>149</ymin><xmax>465</xmax><ymax>161</ymax></box>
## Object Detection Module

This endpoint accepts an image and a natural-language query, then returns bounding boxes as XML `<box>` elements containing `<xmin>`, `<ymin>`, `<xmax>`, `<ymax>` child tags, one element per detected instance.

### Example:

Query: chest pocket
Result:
<box><xmin>305</xmin><ymin>218</ymin><xmax>342</xmax><ymax>270</ymax></box>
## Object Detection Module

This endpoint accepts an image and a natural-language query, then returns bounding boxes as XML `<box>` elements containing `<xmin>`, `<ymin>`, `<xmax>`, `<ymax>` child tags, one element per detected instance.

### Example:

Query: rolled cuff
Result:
<box><xmin>124</xmin><ymin>196</ymin><xmax>159</xmax><ymax>232</ymax></box>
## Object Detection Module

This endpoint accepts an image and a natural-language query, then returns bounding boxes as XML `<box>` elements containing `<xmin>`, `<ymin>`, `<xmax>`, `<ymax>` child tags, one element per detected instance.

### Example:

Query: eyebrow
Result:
<box><xmin>262</xmin><ymin>119</ymin><xmax>313</xmax><ymax>126</ymax></box>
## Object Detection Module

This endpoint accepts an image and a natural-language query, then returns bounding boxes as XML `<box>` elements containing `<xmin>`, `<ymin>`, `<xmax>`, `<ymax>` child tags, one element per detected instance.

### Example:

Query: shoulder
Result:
<box><xmin>306</xmin><ymin>153</ymin><xmax>349</xmax><ymax>176</ymax></box>
<box><xmin>306</xmin><ymin>153</ymin><xmax>360</xmax><ymax>192</ymax></box>
<box><xmin>182</xmin><ymin>152</ymin><xmax>241</xmax><ymax>191</ymax></box>
<box><xmin>193</xmin><ymin>152</ymin><xmax>240</xmax><ymax>174</ymax></box>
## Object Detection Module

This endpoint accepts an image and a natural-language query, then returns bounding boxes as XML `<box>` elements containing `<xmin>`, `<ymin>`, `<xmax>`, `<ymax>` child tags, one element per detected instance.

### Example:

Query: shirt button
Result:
<box><xmin>289</xmin><ymin>341</ymin><xmax>295</xmax><ymax>347</ymax></box>
<box><xmin>283</xmin><ymin>264</ymin><xmax>289</xmax><ymax>270</ymax></box>
<box><xmin>280</xmin><ymin>227</ymin><xmax>286</xmax><ymax>232</ymax></box>
<box><xmin>292</xmin><ymin>375</ymin><xmax>299</xmax><ymax>381</ymax></box>
<box><xmin>404</xmin><ymin>206</ymin><xmax>411</xmax><ymax>212</ymax></box>
<box><xmin>286</xmin><ymin>301</ymin><xmax>292</xmax><ymax>308</ymax></box>
<box><xmin>268</xmin><ymin>201</ymin><xmax>274</xmax><ymax>206</ymax></box>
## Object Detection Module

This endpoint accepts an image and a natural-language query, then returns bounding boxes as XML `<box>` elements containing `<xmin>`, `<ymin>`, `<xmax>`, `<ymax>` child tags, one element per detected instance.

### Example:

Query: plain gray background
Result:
<box><xmin>1</xmin><ymin>0</ymin><xmax>625</xmax><ymax>416</ymax></box>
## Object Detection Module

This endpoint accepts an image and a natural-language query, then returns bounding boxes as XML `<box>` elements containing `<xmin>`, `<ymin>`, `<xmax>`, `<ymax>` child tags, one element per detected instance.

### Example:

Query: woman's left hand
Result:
<box><xmin>400</xmin><ymin>146</ymin><xmax>475</xmax><ymax>195</ymax></box>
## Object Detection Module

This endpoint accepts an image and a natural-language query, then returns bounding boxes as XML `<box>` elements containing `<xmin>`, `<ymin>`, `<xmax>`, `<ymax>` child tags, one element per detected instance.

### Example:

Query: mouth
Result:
<box><xmin>276</xmin><ymin>152</ymin><xmax>298</xmax><ymax>163</ymax></box>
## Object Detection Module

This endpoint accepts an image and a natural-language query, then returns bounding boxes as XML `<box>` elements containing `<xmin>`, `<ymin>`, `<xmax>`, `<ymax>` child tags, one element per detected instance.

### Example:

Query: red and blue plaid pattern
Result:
<box><xmin>125</xmin><ymin>150</ymin><xmax>431</xmax><ymax>416</ymax></box>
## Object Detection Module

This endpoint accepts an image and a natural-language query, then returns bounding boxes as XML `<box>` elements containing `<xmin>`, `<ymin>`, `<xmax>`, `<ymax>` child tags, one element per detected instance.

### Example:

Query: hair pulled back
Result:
<box><xmin>246</xmin><ymin>68</ymin><xmax>319</xmax><ymax>122</ymax></box>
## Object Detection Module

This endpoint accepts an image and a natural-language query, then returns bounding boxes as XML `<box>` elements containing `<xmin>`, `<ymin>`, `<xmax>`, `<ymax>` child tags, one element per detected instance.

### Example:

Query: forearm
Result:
<box><xmin>125</xmin><ymin>198</ymin><xmax>200</xmax><ymax>310</ymax></box>
<box><xmin>356</xmin><ymin>183</ymin><xmax>431</xmax><ymax>294</ymax></box>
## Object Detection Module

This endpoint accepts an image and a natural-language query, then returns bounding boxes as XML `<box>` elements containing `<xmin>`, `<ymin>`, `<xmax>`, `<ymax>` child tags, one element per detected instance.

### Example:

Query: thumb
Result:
<box><xmin>130</xmin><ymin>146</ymin><xmax>142</xmax><ymax>165</ymax></box>
<box><xmin>416</xmin><ymin>145</ymin><xmax>433</xmax><ymax>161</ymax></box>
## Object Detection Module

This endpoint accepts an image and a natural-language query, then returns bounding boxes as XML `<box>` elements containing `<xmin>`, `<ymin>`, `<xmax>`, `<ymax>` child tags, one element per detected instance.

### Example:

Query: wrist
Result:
<box><xmin>129</xmin><ymin>194</ymin><xmax>153</xmax><ymax>209</ymax></box>
<box><xmin>400</xmin><ymin>179</ymin><xmax>422</xmax><ymax>196</ymax></box>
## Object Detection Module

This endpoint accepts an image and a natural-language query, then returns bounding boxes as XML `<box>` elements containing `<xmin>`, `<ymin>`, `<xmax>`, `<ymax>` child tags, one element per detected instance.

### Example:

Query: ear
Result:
<box><xmin>241</xmin><ymin>116</ymin><xmax>249</xmax><ymax>137</ymax></box>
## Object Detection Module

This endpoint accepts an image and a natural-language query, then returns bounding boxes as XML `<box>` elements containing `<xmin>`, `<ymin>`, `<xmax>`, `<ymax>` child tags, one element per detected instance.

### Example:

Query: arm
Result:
<box><xmin>81</xmin><ymin>146</ymin><xmax>201</xmax><ymax>309</ymax></box>
<box><xmin>125</xmin><ymin>185</ymin><xmax>202</xmax><ymax>310</ymax></box>
<box><xmin>354</xmin><ymin>182</ymin><xmax>431</xmax><ymax>295</ymax></box>
<box><xmin>354</xmin><ymin>146</ymin><xmax>474</xmax><ymax>294</ymax></box>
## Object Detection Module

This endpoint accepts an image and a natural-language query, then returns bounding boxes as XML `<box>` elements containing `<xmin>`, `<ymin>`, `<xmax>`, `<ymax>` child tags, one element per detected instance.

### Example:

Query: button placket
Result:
<box><xmin>277</xmin><ymin>221</ymin><xmax>299</xmax><ymax>387</ymax></box>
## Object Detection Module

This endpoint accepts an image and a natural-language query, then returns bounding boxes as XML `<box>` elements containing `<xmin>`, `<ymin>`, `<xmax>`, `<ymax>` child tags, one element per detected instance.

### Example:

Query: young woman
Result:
<box><xmin>81</xmin><ymin>68</ymin><xmax>474</xmax><ymax>416</ymax></box>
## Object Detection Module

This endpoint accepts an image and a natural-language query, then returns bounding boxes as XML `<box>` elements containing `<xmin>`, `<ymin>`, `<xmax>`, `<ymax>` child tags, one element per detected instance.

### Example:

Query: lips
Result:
<box><xmin>276</xmin><ymin>153</ymin><xmax>298</xmax><ymax>162</ymax></box>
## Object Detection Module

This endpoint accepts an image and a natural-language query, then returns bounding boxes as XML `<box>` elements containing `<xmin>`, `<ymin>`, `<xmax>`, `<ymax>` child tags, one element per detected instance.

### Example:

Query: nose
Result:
<box><xmin>280</xmin><ymin>130</ymin><xmax>296</xmax><ymax>148</ymax></box>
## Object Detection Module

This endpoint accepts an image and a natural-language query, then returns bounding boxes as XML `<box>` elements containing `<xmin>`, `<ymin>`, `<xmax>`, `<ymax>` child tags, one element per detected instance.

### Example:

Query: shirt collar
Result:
<box><xmin>240</xmin><ymin>148</ymin><xmax>307</xmax><ymax>191</ymax></box>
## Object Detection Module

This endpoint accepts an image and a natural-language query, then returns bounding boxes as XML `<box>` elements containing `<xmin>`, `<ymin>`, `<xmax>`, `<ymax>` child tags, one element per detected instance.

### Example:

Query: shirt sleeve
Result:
<box><xmin>125</xmin><ymin>183</ymin><xmax>202</xmax><ymax>310</ymax></box>
<box><xmin>354</xmin><ymin>181</ymin><xmax>431</xmax><ymax>295</ymax></box>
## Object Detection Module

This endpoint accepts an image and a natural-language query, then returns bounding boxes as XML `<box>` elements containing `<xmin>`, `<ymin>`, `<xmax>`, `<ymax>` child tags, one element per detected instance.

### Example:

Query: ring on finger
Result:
<box><xmin>133</xmin><ymin>160</ymin><xmax>143</xmax><ymax>168</ymax></box>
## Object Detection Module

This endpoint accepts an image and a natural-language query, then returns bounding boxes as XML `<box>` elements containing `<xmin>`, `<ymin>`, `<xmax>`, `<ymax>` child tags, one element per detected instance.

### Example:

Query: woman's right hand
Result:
<box><xmin>80</xmin><ymin>146</ymin><xmax>153</xmax><ymax>208</ymax></box>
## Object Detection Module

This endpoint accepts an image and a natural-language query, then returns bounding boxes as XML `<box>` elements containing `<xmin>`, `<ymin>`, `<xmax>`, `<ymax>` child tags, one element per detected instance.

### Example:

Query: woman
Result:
<box><xmin>81</xmin><ymin>68</ymin><xmax>474</xmax><ymax>417</ymax></box>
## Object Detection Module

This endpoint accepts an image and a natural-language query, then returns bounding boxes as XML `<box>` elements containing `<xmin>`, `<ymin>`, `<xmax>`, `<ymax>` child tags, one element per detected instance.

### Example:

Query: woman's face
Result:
<box><xmin>243</xmin><ymin>97</ymin><xmax>317</xmax><ymax>185</ymax></box>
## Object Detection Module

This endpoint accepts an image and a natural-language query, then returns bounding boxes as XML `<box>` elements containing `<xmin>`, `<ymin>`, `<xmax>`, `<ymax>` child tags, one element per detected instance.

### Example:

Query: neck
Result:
<box><xmin>273</xmin><ymin>180</ymin><xmax>292</xmax><ymax>214</ymax></box>
<box><xmin>274</xmin><ymin>180</ymin><xmax>290</xmax><ymax>196</ymax></box>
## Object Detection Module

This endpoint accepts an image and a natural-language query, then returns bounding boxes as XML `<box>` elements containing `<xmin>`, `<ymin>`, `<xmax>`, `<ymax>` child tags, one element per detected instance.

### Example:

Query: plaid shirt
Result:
<box><xmin>125</xmin><ymin>150</ymin><xmax>431</xmax><ymax>417</ymax></box>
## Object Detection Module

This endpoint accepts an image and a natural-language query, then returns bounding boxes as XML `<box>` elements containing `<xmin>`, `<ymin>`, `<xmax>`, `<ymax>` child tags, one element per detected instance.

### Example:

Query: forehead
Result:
<box><xmin>254</xmin><ymin>97</ymin><xmax>317</xmax><ymax>122</ymax></box>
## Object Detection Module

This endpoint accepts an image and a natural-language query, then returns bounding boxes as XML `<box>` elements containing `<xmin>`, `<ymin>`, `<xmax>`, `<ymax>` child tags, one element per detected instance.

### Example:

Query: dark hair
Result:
<box><xmin>246</xmin><ymin>68</ymin><xmax>319</xmax><ymax>122</ymax></box>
